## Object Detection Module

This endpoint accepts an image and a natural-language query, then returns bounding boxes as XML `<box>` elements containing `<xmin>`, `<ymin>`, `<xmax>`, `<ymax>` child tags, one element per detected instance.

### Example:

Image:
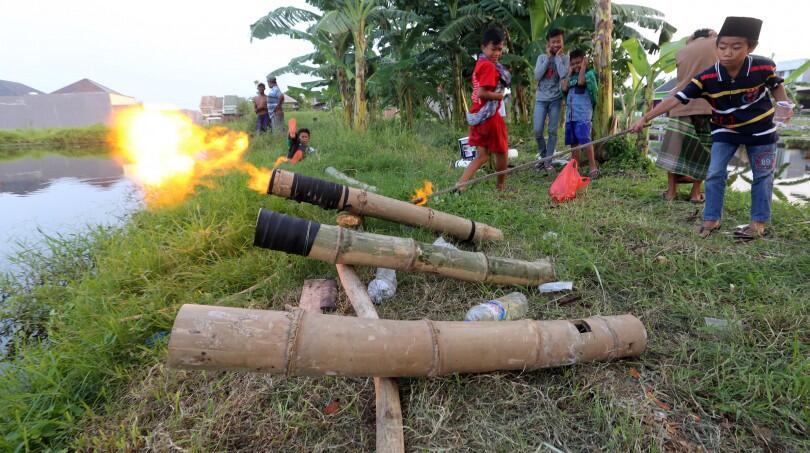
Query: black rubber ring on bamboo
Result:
<box><xmin>289</xmin><ymin>173</ymin><xmax>345</xmax><ymax>210</ymax></box>
<box><xmin>268</xmin><ymin>169</ymin><xmax>278</xmax><ymax>195</ymax></box>
<box><xmin>466</xmin><ymin>220</ymin><xmax>476</xmax><ymax>243</ymax></box>
<box><xmin>254</xmin><ymin>209</ymin><xmax>320</xmax><ymax>256</ymax></box>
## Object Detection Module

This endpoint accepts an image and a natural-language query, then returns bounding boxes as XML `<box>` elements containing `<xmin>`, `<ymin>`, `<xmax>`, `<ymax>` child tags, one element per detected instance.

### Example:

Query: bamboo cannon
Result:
<box><xmin>168</xmin><ymin>305</ymin><xmax>647</xmax><ymax>376</ymax></box>
<box><xmin>265</xmin><ymin>169</ymin><xmax>503</xmax><ymax>243</ymax></box>
<box><xmin>254</xmin><ymin>209</ymin><xmax>555</xmax><ymax>286</ymax></box>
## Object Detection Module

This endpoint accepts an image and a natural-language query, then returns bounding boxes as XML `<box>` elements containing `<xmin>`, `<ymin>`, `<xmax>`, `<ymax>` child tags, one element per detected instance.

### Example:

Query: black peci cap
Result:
<box><xmin>719</xmin><ymin>16</ymin><xmax>763</xmax><ymax>41</ymax></box>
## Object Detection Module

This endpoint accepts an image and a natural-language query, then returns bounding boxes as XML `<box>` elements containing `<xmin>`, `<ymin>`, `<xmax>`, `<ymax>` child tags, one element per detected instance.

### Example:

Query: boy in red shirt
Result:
<box><xmin>457</xmin><ymin>28</ymin><xmax>511</xmax><ymax>191</ymax></box>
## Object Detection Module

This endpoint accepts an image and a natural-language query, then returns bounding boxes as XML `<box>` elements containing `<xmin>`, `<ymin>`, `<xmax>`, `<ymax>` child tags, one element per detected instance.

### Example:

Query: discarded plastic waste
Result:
<box><xmin>464</xmin><ymin>292</ymin><xmax>528</xmax><ymax>321</ymax></box>
<box><xmin>367</xmin><ymin>268</ymin><xmax>397</xmax><ymax>304</ymax></box>
<box><xmin>432</xmin><ymin>236</ymin><xmax>458</xmax><ymax>250</ymax></box>
<box><xmin>704</xmin><ymin>317</ymin><xmax>741</xmax><ymax>330</ymax></box>
<box><xmin>508</xmin><ymin>148</ymin><xmax>518</xmax><ymax>159</ymax></box>
<box><xmin>542</xmin><ymin>231</ymin><xmax>559</xmax><ymax>240</ymax></box>
<box><xmin>538</xmin><ymin>281</ymin><xmax>573</xmax><ymax>293</ymax></box>
<box><xmin>454</xmin><ymin>159</ymin><xmax>472</xmax><ymax>168</ymax></box>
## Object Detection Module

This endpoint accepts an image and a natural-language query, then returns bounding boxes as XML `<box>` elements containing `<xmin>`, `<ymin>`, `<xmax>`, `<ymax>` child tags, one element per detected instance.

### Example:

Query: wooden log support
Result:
<box><xmin>266</xmin><ymin>169</ymin><xmax>503</xmax><ymax>243</ymax></box>
<box><xmin>336</xmin><ymin>211</ymin><xmax>404</xmax><ymax>453</ymax></box>
<box><xmin>168</xmin><ymin>306</ymin><xmax>647</xmax><ymax>377</ymax></box>
<box><xmin>336</xmin><ymin>264</ymin><xmax>405</xmax><ymax>453</ymax></box>
<box><xmin>254</xmin><ymin>209</ymin><xmax>554</xmax><ymax>286</ymax></box>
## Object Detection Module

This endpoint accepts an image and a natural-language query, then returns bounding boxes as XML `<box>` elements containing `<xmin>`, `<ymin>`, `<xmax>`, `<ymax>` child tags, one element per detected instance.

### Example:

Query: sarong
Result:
<box><xmin>656</xmin><ymin>115</ymin><xmax>712</xmax><ymax>180</ymax></box>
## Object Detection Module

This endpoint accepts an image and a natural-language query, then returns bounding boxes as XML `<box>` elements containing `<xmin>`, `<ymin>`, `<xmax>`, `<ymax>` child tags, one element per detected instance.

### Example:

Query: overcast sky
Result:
<box><xmin>1</xmin><ymin>0</ymin><xmax>807</xmax><ymax>110</ymax></box>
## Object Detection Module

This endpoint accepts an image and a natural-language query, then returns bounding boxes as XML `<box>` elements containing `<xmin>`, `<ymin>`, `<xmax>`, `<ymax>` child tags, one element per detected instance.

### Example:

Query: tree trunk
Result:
<box><xmin>353</xmin><ymin>27</ymin><xmax>368</xmax><ymax>130</ymax></box>
<box><xmin>336</xmin><ymin>66</ymin><xmax>353</xmax><ymax>127</ymax></box>
<box><xmin>636</xmin><ymin>81</ymin><xmax>654</xmax><ymax>155</ymax></box>
<box><xmin>593</xmin><ymin>0</ymin><xmax>614</xmax><ymax>144</ymax></box>
<box><xmin>451</xmin><ymin>52</ymin><xmax>466</xmax><ymax>127</ymax></box>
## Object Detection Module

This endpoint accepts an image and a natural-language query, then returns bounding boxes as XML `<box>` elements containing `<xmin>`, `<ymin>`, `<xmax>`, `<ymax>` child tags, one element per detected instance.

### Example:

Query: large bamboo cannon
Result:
<box><xmin>265</xmin><ymin>169</ymin><xmax>503</xmax><ymax>243</ymax></box>
<box><xmin>168</xmin><ymin>305</ymin><xmax>647</xmax><ymax>376</ymax></box>
<box><xmin>254</xmin><ymin>209</ymin><xmax>555</xmax><ymax>286</ymax></box>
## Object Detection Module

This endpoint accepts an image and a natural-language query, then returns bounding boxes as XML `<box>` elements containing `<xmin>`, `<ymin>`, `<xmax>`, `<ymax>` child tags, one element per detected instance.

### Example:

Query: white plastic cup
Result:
<box><xmin>773</xmin><ymin>101</ymin><xmax>795</xmax><ymax>128</ymax></box>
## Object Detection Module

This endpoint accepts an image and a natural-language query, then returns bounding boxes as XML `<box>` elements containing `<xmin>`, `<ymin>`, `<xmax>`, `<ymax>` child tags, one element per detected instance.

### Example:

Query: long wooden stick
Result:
<box><xmin>336</xmin><ymin>264</ymin><xmax>405</xmax><ymax>453</ymax></box>
<box><xmin>415</xmin><ymin>129</ymin><xmax>632</xmax><ymax>203</ymax></box>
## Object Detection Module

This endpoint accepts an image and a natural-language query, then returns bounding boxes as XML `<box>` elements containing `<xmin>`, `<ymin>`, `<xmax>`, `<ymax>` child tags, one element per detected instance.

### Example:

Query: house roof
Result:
<box><xmin>51</xmin><ymin>78</ymin><xmax>122</xmax><ymax>95</ymax></box>
<box><xmin>776</xmin><ymin>59</ymin><xmax>809</xmax><ymax>72</ymax></box>
<box><xmin>654</xmin><ymin>78</ymin><xmax>678</xmax><ymax>94</ymax></box>
<box><xmin>0</xmin><ymin>80</ymin><xmax>44</xmax><ymax>96</ymax></box>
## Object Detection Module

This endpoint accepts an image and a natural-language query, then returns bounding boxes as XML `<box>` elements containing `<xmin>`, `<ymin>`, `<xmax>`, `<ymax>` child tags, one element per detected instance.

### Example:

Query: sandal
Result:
<box><xmin>697</xmin><ymin>223</ymin><xmax>721</xmax><ymax>238</ymax></box>
<box><xmin>589</xmin><ymin>169</ymin><xmax>600</xmax><ymax>180</ymax></box>
<box><xmin>662</xmin><ymin>191</ymin><xmax>676</xmax><ymax>202</ymax></box>
<box><xmin>733</xmin><ymin>225</ymin><xmax>769</xmax><ymax>242</ymax></box>
<box><xmin>689</xmin><ymin>193</ymin><xmax>705</xmax><ymax>204</ymax></box>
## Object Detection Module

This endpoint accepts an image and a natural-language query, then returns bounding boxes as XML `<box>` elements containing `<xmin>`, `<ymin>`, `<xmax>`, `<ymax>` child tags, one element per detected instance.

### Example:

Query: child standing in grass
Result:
<box><xmin>253</xmin><ymin>83</ymin><xmax>270</xmax><ymax>134</ymax></box>
<box><xmin>632</xmin><ymin>17</ymin><xmax>792</xmax><ymax>240</ymax></box>
<box><xmin>562</xmin><ymin>49</ymin><xmax>599</xmax><ymax>179</ymax></box>
<box><xmin>457</xmin><ymin>27</ymin><xmax>511</xmax><ymax>191</ymax></box>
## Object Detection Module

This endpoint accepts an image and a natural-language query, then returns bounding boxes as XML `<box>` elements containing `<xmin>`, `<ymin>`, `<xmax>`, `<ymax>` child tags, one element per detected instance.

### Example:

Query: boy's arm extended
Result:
<box><xmin>631</xmin><ymin>97</ymin><xmax>681</xmax><ymax>132</ymax></box>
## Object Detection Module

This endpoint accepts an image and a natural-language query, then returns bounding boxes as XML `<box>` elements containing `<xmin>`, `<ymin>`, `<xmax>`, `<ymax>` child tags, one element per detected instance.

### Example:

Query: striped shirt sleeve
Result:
<box><xmin>675</xmin><ymin>78</ymin><xmax>703</xmax><ymax>104</ymax></box>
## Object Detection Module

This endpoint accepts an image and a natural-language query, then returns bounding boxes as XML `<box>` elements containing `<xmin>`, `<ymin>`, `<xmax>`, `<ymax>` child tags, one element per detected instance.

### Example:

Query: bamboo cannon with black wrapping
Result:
<box><xmin>265</xmin><ymin>169</ymin><xmax>503</xmax><ymax>243</ymax></box>
<box><xmin>254</xmin><ymin>209</ymin><xmax>555</xmax><ymax>286</ymax></box>
<box><xmin>168</xmin><ymin>305</ymin><xmax>647</xmax><ymax>376</ymax></box>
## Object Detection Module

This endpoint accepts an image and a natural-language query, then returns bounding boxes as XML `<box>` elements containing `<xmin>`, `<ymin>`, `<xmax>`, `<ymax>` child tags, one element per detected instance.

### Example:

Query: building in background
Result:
<box><xmin>0</xmin><ymin>78</ymin><xmax>138</xmax><ymax>129</ymax></box>
<box><xmin>776</xmin><ymin>59</ymin><xmax>810</xmax><ymax>84</ymax></box>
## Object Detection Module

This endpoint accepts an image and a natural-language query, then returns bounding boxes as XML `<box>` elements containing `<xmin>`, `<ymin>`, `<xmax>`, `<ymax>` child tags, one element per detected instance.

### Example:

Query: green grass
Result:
<box><xmin>1</xmin><ymin>112</ymin><xmax>809</xmax><ymax>451</ymax></box>
<box><xmin>0</xmin><ymin>125</ymin><xmax>109</xmax><ymax>160</ymax></box>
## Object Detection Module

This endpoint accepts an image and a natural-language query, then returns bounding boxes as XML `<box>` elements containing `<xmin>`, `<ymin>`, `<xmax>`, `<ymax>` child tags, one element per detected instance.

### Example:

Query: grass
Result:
<box><xmin>1</xmin><ymin>112</ymin><xmax>809</xmax><ymax>451</ymax></box>
<box><xmin>0</xmin><ymin>125</ymin><xmax>109</xmax><ymax>160</ymax></box>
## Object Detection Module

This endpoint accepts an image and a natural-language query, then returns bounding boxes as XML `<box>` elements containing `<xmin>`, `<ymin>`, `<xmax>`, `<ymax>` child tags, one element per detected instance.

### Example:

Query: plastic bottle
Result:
<box><xmin>463</xmin><ymin>292</ymin><xmax>528</xmax><ymax>321</ymax></box>
<box><xmin>367</xmin><ymin>268</ymin><xmax>397</xmax><ymax>304</ymax></box>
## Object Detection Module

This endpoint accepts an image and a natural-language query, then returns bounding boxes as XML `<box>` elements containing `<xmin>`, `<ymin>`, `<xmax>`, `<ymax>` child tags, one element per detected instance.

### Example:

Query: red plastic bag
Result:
<box><xmin>549</xmin><ymin>160</ymin><xmax>591</xmax><ymax>203</ymax></box>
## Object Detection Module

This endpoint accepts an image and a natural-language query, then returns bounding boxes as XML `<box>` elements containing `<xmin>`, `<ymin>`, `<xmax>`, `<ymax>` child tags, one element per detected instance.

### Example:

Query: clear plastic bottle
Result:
<box><xmin>463</xmin><ymin>292</ymin><xmax>528</xmax><ymax>321</ymax></box>
<box><xmin>367</xmin><ymin>268</ymin><xmax>397</xmax><ymax>304</ymax></box>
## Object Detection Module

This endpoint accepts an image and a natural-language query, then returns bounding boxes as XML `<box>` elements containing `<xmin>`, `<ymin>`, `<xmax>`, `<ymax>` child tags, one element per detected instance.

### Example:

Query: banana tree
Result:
<box><xmin>250</xmin><ymin>6</ymin><xmax>356</xmax><ymax>126</ymax></box>
<box><xmin>621</xmin><ymin>36</ymin><xmax>685</xmax><ymax>154</ymax></box>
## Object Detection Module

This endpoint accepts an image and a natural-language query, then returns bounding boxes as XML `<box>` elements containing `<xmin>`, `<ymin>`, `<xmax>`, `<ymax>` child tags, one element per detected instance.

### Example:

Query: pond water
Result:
<box><xmin>0</xmin><ymin>154</ymin><xmax>143</xmax><ymax>278</ymax></box>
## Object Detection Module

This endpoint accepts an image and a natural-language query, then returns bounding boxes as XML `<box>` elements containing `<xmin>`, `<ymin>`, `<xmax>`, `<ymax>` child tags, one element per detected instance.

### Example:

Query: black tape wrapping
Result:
<box><xmin>289</xmin><ymin>173</ymin><xmax>347</xmax><ymax>210</ymax></box>
<box><xmin>254</xmin><ymin>209</ymin><xmax>320</xmax><ymax>256</ymax></box>
<box><xmin>466</xmin><ymin>220</ymin><xmax>476</xmax><ymax>242</ymax></box>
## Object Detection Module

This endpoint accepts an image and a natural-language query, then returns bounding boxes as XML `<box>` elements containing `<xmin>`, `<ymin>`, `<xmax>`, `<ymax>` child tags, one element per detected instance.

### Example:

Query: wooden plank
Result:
<box><xmin>298</xmin><ymin>279</ymin><xmax>337</xmax><ymax>313</ymax></box>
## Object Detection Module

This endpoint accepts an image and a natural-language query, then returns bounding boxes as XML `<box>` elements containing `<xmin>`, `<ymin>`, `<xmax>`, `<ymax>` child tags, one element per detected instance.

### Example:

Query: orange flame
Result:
<box><xmin>411</xmin><ymin>180</ymin><xmax>433</xmax><ymax>206</ymax></box>
<box><xmin>111</xmin><ymin>106</ymin><xmax>274</xmax><ymax>206</ymax></box>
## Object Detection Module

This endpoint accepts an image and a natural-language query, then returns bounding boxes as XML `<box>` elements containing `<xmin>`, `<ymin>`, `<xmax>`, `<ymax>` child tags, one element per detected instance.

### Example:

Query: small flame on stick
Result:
<box><xmin>411</xmin><ymin>181</ymin><xmax>433</xmax><ymax>206</ymax></box>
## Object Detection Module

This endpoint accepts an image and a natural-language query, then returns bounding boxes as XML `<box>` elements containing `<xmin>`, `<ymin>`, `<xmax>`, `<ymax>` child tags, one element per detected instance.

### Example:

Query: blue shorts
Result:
<box><xmin>565</xmin><ymin>121</ymin><xmax>591</xmax><ymax>146</ymax></box>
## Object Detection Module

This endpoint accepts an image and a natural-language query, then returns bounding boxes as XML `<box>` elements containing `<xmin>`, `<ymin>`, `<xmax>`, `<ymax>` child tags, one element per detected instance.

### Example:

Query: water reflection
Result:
<box><xmin>0</xmin><ymin>154</ymin><xmax>143</xmax><ymax>276</ymax></box>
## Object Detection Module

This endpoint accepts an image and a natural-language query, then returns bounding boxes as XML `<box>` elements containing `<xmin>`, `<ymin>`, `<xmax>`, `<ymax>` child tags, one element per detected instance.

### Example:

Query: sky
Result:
<box><xmin>1</xmin><ymin>0</ymin><xmax>807</xmax><ymax>110</ymax></box>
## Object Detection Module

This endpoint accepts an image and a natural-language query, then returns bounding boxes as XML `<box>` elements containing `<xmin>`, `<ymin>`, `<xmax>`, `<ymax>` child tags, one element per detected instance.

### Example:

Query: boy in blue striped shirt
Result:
<box><xmin>632</xmin><ymin>17</ymin><xmax>792</xmax><ymax>240</ymax></box>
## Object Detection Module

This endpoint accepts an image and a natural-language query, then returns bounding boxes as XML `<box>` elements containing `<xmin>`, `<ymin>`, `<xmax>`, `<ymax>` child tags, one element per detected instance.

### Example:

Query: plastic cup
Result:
<box><xmin>773</xmin><ymin>101</ymin><xmax>795</xmax><ymax>128</ymax></box>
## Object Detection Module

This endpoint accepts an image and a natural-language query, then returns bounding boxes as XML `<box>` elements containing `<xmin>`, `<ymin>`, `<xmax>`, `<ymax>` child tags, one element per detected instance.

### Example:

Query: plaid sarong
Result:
<box><xmin>656</xmin><ymin>115</ymin><xmax>712</xmax><ymax>180</ymax></box>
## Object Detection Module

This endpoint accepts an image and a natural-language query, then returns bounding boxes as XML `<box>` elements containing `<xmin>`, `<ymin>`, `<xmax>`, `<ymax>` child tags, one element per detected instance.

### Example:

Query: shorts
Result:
<box><xmin>468</xmin><ymin>114</ymin><xmax>508</xmax><ymax>154</ymax></box>
<box><xmin>565</xmin><ymin>121</ymin><xmax>591</xmax><ymax>146</ymax></box>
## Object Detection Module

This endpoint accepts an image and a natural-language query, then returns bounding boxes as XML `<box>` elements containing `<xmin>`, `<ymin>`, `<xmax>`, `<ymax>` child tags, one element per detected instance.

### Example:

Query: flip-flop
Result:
<box><xmin>733</xmin><ymin>225</ymin><xmax>769</xmax><ymax>242</ymax></box>
<box><xmin>697</xmin><ymin>223</ymin><xmax>721</xmax><ymax>238</ymax></box>
<box><xmin>589</xmin><ymin>169</ymin><xmax>600</xmax><ymax>180</ymax></box>
<box><xmin>689</xmin><ymin>193</ymin><xmax>705</xmax><ymax>204</ymax></box>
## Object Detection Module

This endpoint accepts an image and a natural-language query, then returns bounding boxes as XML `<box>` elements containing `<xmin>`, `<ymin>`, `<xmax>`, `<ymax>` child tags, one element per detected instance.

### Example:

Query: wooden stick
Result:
<box><xmin>417</xmin><ymin>129</ymin><xmax>633</xmax><ymax>203</ymax></box>
<box><xmin>336</xmin><ymin>264</ymin><xmax>405</xmax><ymax>453</ymax></box>
<box><xmin>336</xmin><ymin>212</ymin><xmax>405</xmax><ymax>453</ymax></box>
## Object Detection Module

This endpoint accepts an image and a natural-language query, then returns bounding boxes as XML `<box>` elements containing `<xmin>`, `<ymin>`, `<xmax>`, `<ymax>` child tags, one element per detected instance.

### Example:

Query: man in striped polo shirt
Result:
<box><xmin>632</xmin><ymin>16</ymin><xmax>793</xmax><ymax>240</ymax></box>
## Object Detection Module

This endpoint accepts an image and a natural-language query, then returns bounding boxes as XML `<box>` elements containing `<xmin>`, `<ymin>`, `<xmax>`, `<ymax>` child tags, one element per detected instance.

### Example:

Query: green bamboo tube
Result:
<box><xmin>267</xmin><ymin>169</ymin><xmax>503</xmax><ymax>243</ymax></box>
<box><xmin>168</xmin><ymin>304</ymin><xmax>648</xmax><ymax>377</ymax></box>
<box><xmin>254</xmin><ymin>209</ymin><xmax>554</xmax><ymax>286</ymax></box>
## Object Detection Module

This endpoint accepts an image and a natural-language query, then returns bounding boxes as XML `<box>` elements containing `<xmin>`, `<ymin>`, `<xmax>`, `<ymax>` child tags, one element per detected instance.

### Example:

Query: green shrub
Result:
<box><xmin>600</xmin><ymin>137</ymin><xmax>654</xmax><ymax>173</ymax></box>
